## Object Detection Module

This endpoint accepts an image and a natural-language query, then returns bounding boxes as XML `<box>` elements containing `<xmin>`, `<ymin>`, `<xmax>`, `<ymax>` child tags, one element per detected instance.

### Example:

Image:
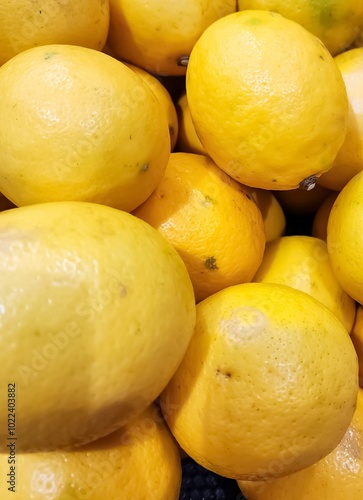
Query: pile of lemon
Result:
<box><xmin>1</xmin><ymin>1</ymin><xmax>363</xmax><ymax>499</ymax></box>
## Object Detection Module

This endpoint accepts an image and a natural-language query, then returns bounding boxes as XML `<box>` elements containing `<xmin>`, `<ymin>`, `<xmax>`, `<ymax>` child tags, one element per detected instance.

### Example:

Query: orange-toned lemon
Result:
<box><xmin>133</xmin><ymin>153</ymin><xmax>265</xmax><ymax>302</ymax></box>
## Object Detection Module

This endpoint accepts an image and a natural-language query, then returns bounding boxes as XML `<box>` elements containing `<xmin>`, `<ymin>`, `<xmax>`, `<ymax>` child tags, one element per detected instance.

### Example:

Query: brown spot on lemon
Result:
<box><xmin>133</xmin><ymin>153</ymin><xmax>265</xmax><ymax>303</ymax></box>
<box><xmin>204</xmin><ymin>256</ymin><xmax>218</xmax><ymax>270</ymax></box>
<box><xmin>216</xmin><ymin>369</ymin><xmax>232</xmax><ymax>379</ymax></box>
<box><xmin>44</xmin><ymin>52</ymin><xmax>57</xmax><ymax>59</ymax></box>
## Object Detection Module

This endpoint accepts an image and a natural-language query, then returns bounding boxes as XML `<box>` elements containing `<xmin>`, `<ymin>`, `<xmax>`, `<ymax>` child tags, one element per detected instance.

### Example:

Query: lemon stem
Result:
<box><xmin>299</xmin><ymin>175</ymin><xmax>318</xmax><ymax>191</ymax></box>
<box><xmin>178</xmin><ymin>56</ymin><xmax>189</xmax><ymax>67</ymax></box>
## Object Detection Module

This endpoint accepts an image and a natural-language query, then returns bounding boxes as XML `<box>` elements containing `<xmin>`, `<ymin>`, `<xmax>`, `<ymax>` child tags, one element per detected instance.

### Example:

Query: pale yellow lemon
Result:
<box><xmin>319</xmin><ymin>48</ymin><xmax>363</xmax><ymax>190</ymax></box>
<box><xmin>0</xmin><ymin>201</ymin><xmax>195</xmax><ymax>451</ymax></box>
<box><xmin>0</xmin><ymin>44</ymin><xmax>170</xmax><ymax>212</ymax></box>
<box><xmin>161</xmin><ymin>282</ymin><xmax>358</xmax><ymax>480</ymax></box>
<box><xmin>107</xmin><ymin>0</ymin><xmax>236</xmax><ymax>75</ymax></box>
<box><xmin>176</xmin><ymin>93</ymin><xmax>207</xmax><ymax>155</ymax></box>
<box><xmin>124</xmin><ymin>63</ymin><xmax>179</xmax><ymax>151</ymax></box>
<box><xmin>0</xmin><ymin>404</ymin><xmax>181</xmax><ymax>500</ymax></box>
<box><xmin>186</xmin><ymin>11</ymin><xmax>349</xmax><ymax>190</ymax></box>
<box><xmin>327</xmin><ymin>171</ymin><xmax>363</xmax><ymax>304</ymax></box>
<box><xmin>250</xmin><ymin>189</ymin><xmax>285</xmax><ymax>242</ymax></box>
<box><xmin>239</xmin><ymin>389</ymin><xmax>363</xmax><ymax>500</ymax></box>
<box><xmin>312</xmin><ymin>192</ymin><xmax>339</xmax><ymax>241</ymax></box>
<box><xmin>253</xmin><ymin>236</ymin><xmax>356</xmax><ymax>332</ymax></box>
<box><xmin>0</xmin><ymin>0</ymin><xmax>110</xmax><ymax>66</ymax></box>
<box><xmin>133</xmin><ymin>153</ymin><xmax>265</xmax><ymax>302</ymax></box>
<box><xmin>238</xmin><ymin>0</ymin><xmax>363</xmax><ymax>56</ymax></box>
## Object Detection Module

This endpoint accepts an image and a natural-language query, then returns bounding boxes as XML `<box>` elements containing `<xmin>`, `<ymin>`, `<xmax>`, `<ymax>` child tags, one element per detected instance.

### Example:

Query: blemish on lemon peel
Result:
<box><xmin>44</xmin><ymin>52</ymin><xmax>57</xmax><ymax>59</ymax></box>
<box><xmin>216</xmin><ymin>368</ymin><xmax>232</xmax><ymax>379</ymax></box>
<box><xmin>203</xmin><ymin>195</ymin><xmax>214</xmax><ymax>207</ymax></box>
<box><xmin>204</xmin><ymin>256</ymin><xmax>218</xmax><ymax>270</ymax></box>
<box><xmin>140</xmin><ymin>164</ymin><xmax>149</xmax><ymax>173</ymax></box>
<box><xmin>220</xmin><ymin>306</ymin><xmax>268</xmax><ymax>343</ymax></box>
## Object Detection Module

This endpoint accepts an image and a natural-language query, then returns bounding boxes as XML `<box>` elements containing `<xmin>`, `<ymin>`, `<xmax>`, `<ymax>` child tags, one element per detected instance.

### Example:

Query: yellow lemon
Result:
<box><xmin>238</xmin><ymin>0</ymin><xmax>363</xmax><ymax>56</ymax></box>
<box><xmin>176</xmin><ymin>93</ymin><xmax>207</xmax><ymax>155</ymax></box>
<box><xmin>319</xmin><ymin>48</ymin><xmax>363</xmax><ymax>191</ymax></box>
<box><xmin>106</xmin><ymin>0</ymin><xmax>237</xmax><ymax>76</ymax></box>
<box><xmin>274</xmin><ymin>184</ymin><xmax>331</xmax><ymax>216</ymax></box>
<box><xmin>239</xmin><ymin>388</ymin><xmax>363</xmax><ymax>500</ymax></box>
<box><xmin>0</xmin><ymin>404</ymin><xmax>181</xmax><ymax>500</ymax></box>
<box><xmin>253</xmin><ymin>236</ymin><xmax>356</xmax><ymax>332</ymax></box>
<box><xmin>250</xmin><ymin>189</ymin><xmax>285</xmax><ymax>242</ymax></box>
<box><xmin>133</xmin><ymin>153</ymin><xmax>265</xmax><ymax>302</ymax></box>
<box><xmin>124</xmin><ymin>63</ymin><xmax>179</xmax><ymax>151</ymax></box>
<box><xmin>0</xmin><ymin>44</ymin><xmax>170</xmax><ymax>212</ymax></box>
<box><xmin>161</xmin><ymin>282</ymin><xmax>358</xmax><ymax>480</ymax></box>
<box><xmin>312</xmin><ymin>192</ymin><xmax>339</xmax><ymax>241</ymax></box>
<box><xmin>0</xmin><ymin>201</ymin><xmax>195</xmax><ymax>451</ymax></box>
<box><xmin>0</xmin><ymin>0</ymin><xmax>110</xmax><ymax>66</ymax></box>
<box><xmin>327</xmin><ymin>171</ymin><xmax>363</xmax><ymax>304</ymax></box>
<box><xmin>351</xmin><ymin>306</ymin><xmax>363</xmax><ymax>388</ymax></box>
<box><xmin>186</xmin><ymin>10</ymin><xmax>349</xmax><ymax>190</ymax></box>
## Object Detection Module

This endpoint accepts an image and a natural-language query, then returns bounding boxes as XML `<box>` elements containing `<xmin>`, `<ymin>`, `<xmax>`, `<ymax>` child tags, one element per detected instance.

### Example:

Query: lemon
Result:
<box><xmin>250</xmin><ymin>189</ymin><xmax>285</xmax><ymax>242</ymax></box>
<box><xmin>176</xmin><ymin>93</ymin><xmax>207</xmax><ymax>155</ymax></box>
<box><xmin>253</xmin><ymin>236</ymin><xmax>356</xmax><ymax>332</ymax></box>
<box><xmin>0</xmin><ymin>201</ymin><xmax>195</xmax><ymax>451</ymax></box>
<box><xmin>161</xmin><ymin>282</ymin><xmax>358</xmax><ymax>480</ymax></box>
<box><xmin>186</xmin><ymin>10</ymin><xmax>349</xmax><ymax>190</ymax></box>
<box><xmin>351</xmin><ymin>306</ymin><xmax>363</xmax><ymax>388</ymax></box>
<box><xmin>133</xmin><ymin>153</ymin><xmax>265</xmax><ymax>302</ymax></box>
<box><xmin>312</xmin><ymin>192</ymin><xmax>339</xmax><ymax>241</ymax></box>
<box><xmin>124</xmin><ymin>63</ymin><xmax>179</xmax><ymax>151</ymax></box>
<box><xmin>238</xmin><ymin>0</ymin><xmax>363</xmax><ymax>56</ymax></box>
<box><xmin>239</xmin><ymin>388</ymin><xmax>363</xmax><ymax>499</ymax></box>
<box><xmin>327</xmin><ymin>171</ymin><xmax>363</xmax><ymax>304</ymax></box>
<box><xmin>0</xmin><ymin>44</ymin><xmax>170</xmax><ymax>211</ymax></box>
<box><xmin>319</xmin><ymin>48</ymin><xmax>363</xmax><ymax>191</ymax></box>
<box><xmin>107</xmin><ymin>0</ymin><xmax>237</xmax><ymax>75</ymax></box>
<box><xmin>0</xmin><ymin>0</ymin><xmax>110</xmax><ymax>67</ymax></box>
<box><xmin>0</xmin><ymin>404</ymin><xmax>181</xmax><ymax>500</ymax></box>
